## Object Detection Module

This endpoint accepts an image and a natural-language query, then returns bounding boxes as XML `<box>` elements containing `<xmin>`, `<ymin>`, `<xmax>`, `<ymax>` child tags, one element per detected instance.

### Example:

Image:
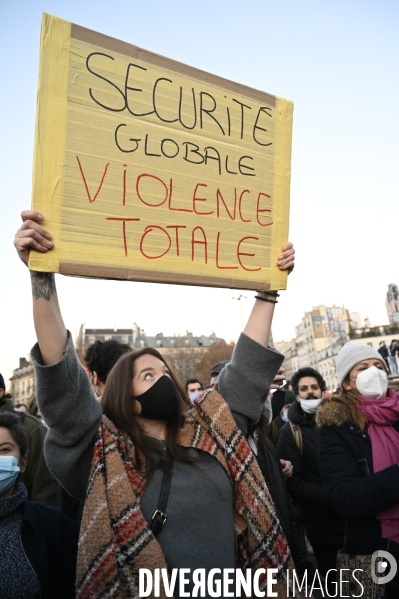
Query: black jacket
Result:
<box><xmin>390</xmin><ymin>342</ymin><xmax>399</xmax><ymax>357</ymax></box>
<box><xmin>317</xmin><ymin>397</ymin><xmax>399</xmax><ymax>554</ymax></box>
<box><xmin>256</xmin><ymin>436</ymin><xmax>307</xmax><ymax>574</ymax></box>
<box><xmin>277</xmin><ymin>400</ymin><xmax>345</xmax><ymax>545</ymax></box>
<box><xmin>378</xmin><ymin>345</ymin><xmax>389</xmax><ymax>359</ymax></box>
<box><xmin>21</xmin><ymin>499</ymin><xmax>78</xmax><ymax>599</ymax></box>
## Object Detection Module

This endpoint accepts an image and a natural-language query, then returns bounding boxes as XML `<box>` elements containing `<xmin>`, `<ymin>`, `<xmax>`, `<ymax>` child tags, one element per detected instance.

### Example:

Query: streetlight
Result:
<box><xmin>232</xmin><ymin>295</ymin><xmax>247</xmax><ymax>329</ymax></box>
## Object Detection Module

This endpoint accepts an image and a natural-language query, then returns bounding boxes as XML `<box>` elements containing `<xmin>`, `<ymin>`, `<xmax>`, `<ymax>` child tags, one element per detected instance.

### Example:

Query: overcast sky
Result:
<box><xmin>1</xmin><ymin>0</ymin><xmax>398</xmax><ymax>386</ymax></box>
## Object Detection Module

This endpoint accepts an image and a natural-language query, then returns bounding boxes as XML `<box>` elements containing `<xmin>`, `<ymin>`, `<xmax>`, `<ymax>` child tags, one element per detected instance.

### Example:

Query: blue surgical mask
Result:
<box><xmin>189</xmin><ymin>390</ymin><xmax>202</xmax><ymax>403</ymax></box>
<box><xmin>0</xmin><ymin>456</ymin><xmax>20</xmax><ymax>495</ymax></box>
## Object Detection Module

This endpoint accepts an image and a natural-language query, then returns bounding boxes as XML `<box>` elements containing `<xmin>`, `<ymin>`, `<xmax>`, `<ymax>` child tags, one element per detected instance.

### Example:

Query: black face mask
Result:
<box><xmin>134</xmin><ymin>375</ymin><xmax>181</xmax><ymax>422</ymax></box>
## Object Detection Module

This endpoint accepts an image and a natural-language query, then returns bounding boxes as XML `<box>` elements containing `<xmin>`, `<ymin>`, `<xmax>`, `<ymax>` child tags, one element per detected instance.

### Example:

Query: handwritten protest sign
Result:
<box><xmin>29</xmin><ymin>13</ymin><xmax>293</xmax><ymax>290</ymax></box>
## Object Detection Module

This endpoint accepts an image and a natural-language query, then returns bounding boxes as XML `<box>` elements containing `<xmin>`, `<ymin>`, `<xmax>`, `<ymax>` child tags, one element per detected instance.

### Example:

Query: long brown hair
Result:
<box><xmin>101</xmin><ymin>347</ymin><xmax>192</xmax><ymax>471</ymax></box>
<box><xmin>334</xmin><ymin>385</ymin><xmax>369</xmax><ymax>432</ymax></box>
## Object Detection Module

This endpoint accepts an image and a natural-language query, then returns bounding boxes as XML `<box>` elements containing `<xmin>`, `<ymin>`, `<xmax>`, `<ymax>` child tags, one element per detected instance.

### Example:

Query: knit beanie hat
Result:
<box><xmin>336</xmin><ymin>342</ymin><xmax>386</xmax><ymax>384</ymax></box>
<box><xmin>0</xmin><ymin>373</ymin><xmax>5</xmax><ymax>391</ymax></box>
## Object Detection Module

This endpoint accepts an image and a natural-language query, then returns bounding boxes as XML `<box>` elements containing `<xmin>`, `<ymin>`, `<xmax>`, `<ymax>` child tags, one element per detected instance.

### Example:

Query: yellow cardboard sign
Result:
<box><xmin>30</xmin><ymin>13</ymin><xmax>293</xmax><ymax>290</ymax></box>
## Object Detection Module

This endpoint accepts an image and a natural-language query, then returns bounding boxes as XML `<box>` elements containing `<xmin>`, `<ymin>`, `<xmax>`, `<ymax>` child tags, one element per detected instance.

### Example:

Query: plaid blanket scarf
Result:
<box><xmin>77</xmin><ymin>389</ymin><xmax>293</xmax><ymax>598</ymax></box>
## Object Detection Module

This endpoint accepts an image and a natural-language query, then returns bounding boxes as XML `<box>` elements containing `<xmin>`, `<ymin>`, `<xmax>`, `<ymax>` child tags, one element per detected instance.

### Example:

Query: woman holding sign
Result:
<box><xmin>14</xmin><ymin>210</ymin><xmax>295</xmax><ymax>599</ymax></box>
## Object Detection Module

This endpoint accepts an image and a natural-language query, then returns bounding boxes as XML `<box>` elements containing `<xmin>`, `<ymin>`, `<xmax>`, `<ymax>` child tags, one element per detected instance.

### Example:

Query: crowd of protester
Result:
<box><xmin>0</xmin><ymin>211</ymin><xmax>398</xmax><ymax>598</ymax></box>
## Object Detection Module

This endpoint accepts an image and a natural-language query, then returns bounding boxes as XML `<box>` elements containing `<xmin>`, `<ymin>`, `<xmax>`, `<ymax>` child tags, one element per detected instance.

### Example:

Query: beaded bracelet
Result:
<box><xmin>256</xmin><ymin>290</ymin><xmax>280</xmax><ymax>298</ymax></box>
<box><xmin>255</xmin><ymin>294</ymin><xmax>278</xmax><ymax>304</ymax></box>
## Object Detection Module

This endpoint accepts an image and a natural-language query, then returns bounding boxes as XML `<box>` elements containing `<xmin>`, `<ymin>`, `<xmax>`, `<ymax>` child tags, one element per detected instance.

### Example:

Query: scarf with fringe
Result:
<box><xmin>76</xmin><ymin>389</ymin><xmax>293</xmax><ymax>598</ymax></box>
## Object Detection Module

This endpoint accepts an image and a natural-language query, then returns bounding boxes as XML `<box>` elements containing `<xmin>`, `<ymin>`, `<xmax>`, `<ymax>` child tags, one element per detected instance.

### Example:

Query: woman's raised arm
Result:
<box><xmin>14</xmin><ymin>210</ymin><xmax>67</xmax><ymax>365</ymax></box>
<box><xmin>217</xmin><ymin>242</ymin><xmax>295</xmax><ymax>434</ymax></box>
<box><xmin>243</xmin><ymin>242</ymin><xmax>295</xmax><ymax>346</ymax></box>
<box><xmin>14</xmin><ymin>210</ymin><xmax>102</xmax><ymax>498</ymax></box>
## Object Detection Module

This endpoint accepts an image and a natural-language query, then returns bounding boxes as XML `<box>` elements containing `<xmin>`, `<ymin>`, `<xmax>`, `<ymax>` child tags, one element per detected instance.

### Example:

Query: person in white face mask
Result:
<box><xmin>277</xmin><ymin>367</ymin><xmax>345</xmax><ymax>593</ymax></box>
<box><xmin>318</xmin><ymin>342</ymin><xmax>399</xmax><ymax>599</ymax></box>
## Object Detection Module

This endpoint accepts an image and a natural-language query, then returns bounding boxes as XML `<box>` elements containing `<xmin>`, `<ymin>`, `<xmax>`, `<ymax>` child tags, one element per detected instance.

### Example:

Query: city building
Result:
<box><xmin>273</xmin><ymin>338</ymin><xmax>298</xmax><ymax>383</ymax></box>
<box><xmin>76</xmin><ymin>323</ymin><xmax>225</xmax><ymax>383</ymax></box>
<box><xmin>276</xmin><ymin>304</ymin><xmax>351</xmax><ymax>390</ymax></box>
<box><xmin>9</xmin><ymin>357</ymin><xmax>36</xmax><ymax>407</ymax></box>
<box><xmin>317</xmin><ymin>338</ymin><xmax>347</xmax><ymax>391</ymax></box>
<box><xmin>76</xmin><ymin>324</ymin><xmax>139</xmax><ymax>356</ymax></box>
<box><xmin>349</xmin><ymin>327</ymin><xmax>399</xmax><ymax>352</ymax></box>
<box><xmin>276</xmin><ymin>299</ymin><xmax>399</xmax><ymax>390</ymax></box>
<box><xmin>386</xmin><ymin>284</ymin><xmax>399</xmax><ymax>324</ymax></box>
<box><xmin>349</xmin><ymin>312</ymin><xmax>362</xmax><ymax>329</ymax></box>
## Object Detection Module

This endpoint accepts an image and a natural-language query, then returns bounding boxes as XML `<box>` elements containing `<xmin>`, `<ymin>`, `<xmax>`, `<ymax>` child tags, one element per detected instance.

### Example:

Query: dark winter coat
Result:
<box><xmin>271</xmin><ymin>389</ymin><xmax>286</xmax><ymax>420</ymax></box>
<box><xmin>277</xmin><ymin>400</ymin><xmax>345</xmax><ymax>545</ymax></box>
<box><xmin>20</xmin><ymin>499</ymin><xmax>78</xmax><ymax>599</ymax></box>
<box><xmin>256</xmin><ymin>436</ymin><xmax>307</xmax><ymax>574</ymax></box>
<box><xmin>390</xmin><ymin>342</ymin><xmax>399</xmax><ymax>357</ymax></box>
<box><xmin>317</xmin><ymin>396</ymin><xmax>399</xmax><ymax>598</ymax></box>
<box><xmin>0</xmin><ymin>395</ymin><xmax>61</xmax><ymax>507</ymax></box>
<box><xmin>317</xmin><ymin>396</ymin><xmax>399</xmax><ymax>550</ymax></box>
<box><xmin>378</xmin><ymin>345</ymin><xmax>389</xmax><ymax>360</ymax></box>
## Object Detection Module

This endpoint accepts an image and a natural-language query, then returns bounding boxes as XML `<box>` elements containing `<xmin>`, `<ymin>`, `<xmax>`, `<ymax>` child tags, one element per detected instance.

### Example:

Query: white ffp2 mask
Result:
<box><xmin>354</xmin><ymin>366</ymin><xmax>388</xmax><ymax>399</ymax></box>
<box><xmin>298</xmin><ymin>398</ymin><xmax>322</xmax><ymax>414</ymax></box>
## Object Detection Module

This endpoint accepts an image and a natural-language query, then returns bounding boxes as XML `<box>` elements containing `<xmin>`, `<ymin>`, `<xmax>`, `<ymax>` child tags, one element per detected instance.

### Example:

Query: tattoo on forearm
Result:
<box><xmin>31</xmin><ymin>273</ymin><xmax>56</xmax><ymax>301</ymax></box>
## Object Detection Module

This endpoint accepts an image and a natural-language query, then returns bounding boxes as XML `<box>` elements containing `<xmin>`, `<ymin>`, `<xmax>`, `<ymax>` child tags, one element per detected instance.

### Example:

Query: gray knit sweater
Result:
<box><xmin>31</xmin><ymin>332</ymin><xmax>283</xmax><ymax>593</ymax></box>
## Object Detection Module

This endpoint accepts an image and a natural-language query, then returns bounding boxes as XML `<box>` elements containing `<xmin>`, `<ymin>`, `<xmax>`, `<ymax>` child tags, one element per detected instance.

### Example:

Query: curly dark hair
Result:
<box><xmin>0</xmin><ymin>412</ymin><xmax>29</xmax><ymax>457</ymax></box>
<box><xmin>84</xmin><ymin>340</ymin><xmax>132</xmax><ymax>384</ymax></box>
<box><xmin>291</xmin><ymin>367</ymin><xmax>326</xmax><ymax>396</ymax></box>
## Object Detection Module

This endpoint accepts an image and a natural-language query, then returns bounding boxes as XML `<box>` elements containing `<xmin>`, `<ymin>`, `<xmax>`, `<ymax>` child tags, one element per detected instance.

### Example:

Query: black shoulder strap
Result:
<box><xmin>150</xmin><ymin>457</ymin><xmax>174</xmax><ymax>535</ymax></box>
